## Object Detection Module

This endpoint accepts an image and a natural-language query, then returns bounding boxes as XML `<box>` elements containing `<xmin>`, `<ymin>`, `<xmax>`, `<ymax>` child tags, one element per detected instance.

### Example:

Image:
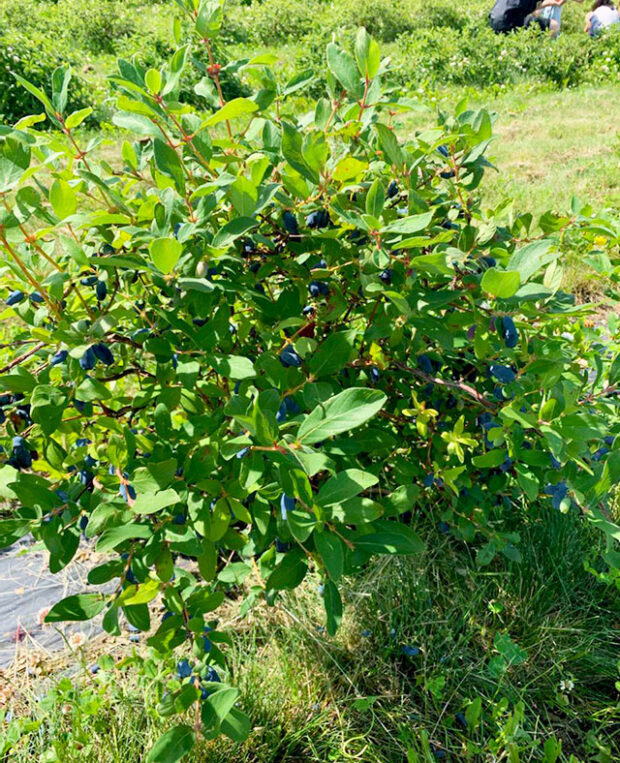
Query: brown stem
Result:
<box><xmin>0</xmin><ymin>230</ymin><xmax>61</xmax><ymax>318</ymax></box>
<box><xmin>0</xmin><ymin>342</ymin><xmax>46</xmax><ymax>374</ymax></box>
<box><xmin>395</xmin><ymin>362</ymin><xmax>496</xmax><ymax>411</ymax></box>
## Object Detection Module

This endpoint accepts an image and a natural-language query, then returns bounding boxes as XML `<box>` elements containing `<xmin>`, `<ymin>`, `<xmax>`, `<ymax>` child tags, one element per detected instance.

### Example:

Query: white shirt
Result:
<box><xmin>593</xmin><ymin>6</ymin><xmax>620</xmax><ymax>27</ymax></box>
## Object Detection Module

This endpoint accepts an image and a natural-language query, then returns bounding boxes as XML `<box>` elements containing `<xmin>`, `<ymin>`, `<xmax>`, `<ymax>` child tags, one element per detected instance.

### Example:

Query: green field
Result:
<box><xmin>1</xmin><ymin>2</ymin><xmax>619</xmax><ymax>762</ymax></box>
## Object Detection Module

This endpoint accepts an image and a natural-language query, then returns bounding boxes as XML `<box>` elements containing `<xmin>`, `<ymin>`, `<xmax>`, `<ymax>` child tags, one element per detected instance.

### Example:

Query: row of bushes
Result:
<box><xmin>238</xmin><ymin>0</ymin><xmax>620</xmax><ymax>93</ymax></box>
<box><xmin>1</xmin><ymin>0</ymin><xmax>620</xmax><ymax>126</ymax></box>
<box><xmin>397</xmin><ymin>23</ymin><xmax>620</xmax><ymax>91</ymax></box>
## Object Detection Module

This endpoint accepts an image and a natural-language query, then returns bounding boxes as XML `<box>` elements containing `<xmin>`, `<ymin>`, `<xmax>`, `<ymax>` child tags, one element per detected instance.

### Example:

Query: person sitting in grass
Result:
<box><xmin>529</xmin><ymin>0</ymin><xmax>585</xmax><ymax>37</ymax></box>
<box><xmin>489</xmin><ymin>0</ymin><xmax>582</xmax><ymax>34</ymax></box>
<box><xmin>584</xmin><ymin>0</ymin><xmax>619</xmax><ymax>35</ymax></box>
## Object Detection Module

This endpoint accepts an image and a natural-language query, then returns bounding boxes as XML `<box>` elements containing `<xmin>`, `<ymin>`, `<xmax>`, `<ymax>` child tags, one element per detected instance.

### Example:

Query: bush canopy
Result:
<box><xmin>1</xmin><ymin>0</ymin><xmax>619</xmax><ymax>758</ymax></box>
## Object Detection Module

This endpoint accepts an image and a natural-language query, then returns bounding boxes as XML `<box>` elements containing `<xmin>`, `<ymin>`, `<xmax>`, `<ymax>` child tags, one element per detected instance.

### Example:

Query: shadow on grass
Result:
<box><xmin>2</xmin><ymin>510</ymin><xmax>618</xmax><ymax>762</ymax></box>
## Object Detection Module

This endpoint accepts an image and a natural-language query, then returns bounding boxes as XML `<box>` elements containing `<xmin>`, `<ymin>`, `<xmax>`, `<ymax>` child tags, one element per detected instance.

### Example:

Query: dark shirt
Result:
<box><xmin>489</xmin><ymin>0</ymin><xmax>539</xmax><ymax>31</ymax></box>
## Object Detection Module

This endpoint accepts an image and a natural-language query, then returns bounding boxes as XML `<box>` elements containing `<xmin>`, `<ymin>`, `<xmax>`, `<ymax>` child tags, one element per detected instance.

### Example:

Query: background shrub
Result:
<box><xmin>0</xmin><ymin>28</ymin><xmax>91</xmax><ymax>124</ymax></box>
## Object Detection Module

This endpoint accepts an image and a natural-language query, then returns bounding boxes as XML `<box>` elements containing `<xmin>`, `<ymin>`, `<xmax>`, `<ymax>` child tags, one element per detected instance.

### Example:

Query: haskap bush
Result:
<box><xmin>1</xmin><ymin>0</ymin><xmax>620</xmax><ymax>758</ymax></box>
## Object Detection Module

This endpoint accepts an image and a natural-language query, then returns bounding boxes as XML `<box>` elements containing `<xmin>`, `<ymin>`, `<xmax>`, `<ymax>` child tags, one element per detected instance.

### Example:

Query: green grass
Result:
<box><xmin>4</xmin><ymin>512</ymin><xmax>619</xmax><ymax>761</ymax></box>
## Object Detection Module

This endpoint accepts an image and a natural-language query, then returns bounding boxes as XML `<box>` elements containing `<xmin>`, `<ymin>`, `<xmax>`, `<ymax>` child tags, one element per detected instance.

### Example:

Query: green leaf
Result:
<box><xmin>281</xmin><ymin>122</ymin><xmax>319</xmax><ymax>184</ymax></box>
<box><xmin>266</xmin><ymin>547</ymin><xmax>308</xmax><ymax>590</ymax></box>
<box><xmin>30</xmin><ymin>384</ymin><xmax>66</xmax><ymax>435</ymax></box>
<box><xmin>481</xmin><ymin>268</ymin><xmax>521</xmax><ymax>299</ymax></box>
<box><xmin>145</xmin><ymin>68</ymin><xmax>162</xmax><ymax>95</ymax></box>
<box><xmin>365</xmin><ymin>179</ymin><xmax>385</xmax><ymax>219</ymax></box>
<box><xmin>203</xmin><ymin>98</ymin><xmax>258</xmax><ymax>126</ymax></box>
<box><xmin>207</xmin><ymin>687</ymin><xmax>239</xmax><ymax>722</ymax></box>
<box><xmin>323</xmin><ymin>580</ymin><xmax>342</xmax><ymax>636</ymax></box>
<box><xmin>315</xmin><ymin>532</ymin><xmax>344</xmax><ymax>581</ymax></box>
<box><xmin>472</xmin><ymin>450</ymin><xmax>507</xmax><ymax>468</ymax></box>
<box><xmin>374</xmin><ymin>123</ymin><xmax>404</xmax><ymax>169</ymax></box>
<box><xmin>308</xmin><ymin>331</ymin><xmax>357</xmax><ymax>377</ymax></box>
<box><xmin>153</xmin><ymin>139</ymin><xmax>186</xmax><ymax>194</ymax></box>
<box><xmin>210</xmin><ymin>355</ymin><xmax>256</xmax><ymax>379</ymax></box>
<box><xmin>326</xmin><ymin>43</ymin><xmax>362</xmax><ymax>97</ymax></box>
<box><xmin>51</xmin><ymin>66</ymin><xmax>71</xmax><ymax>115</ymax></box>
<box><xmin>297</xmin><ymin>388</ymin><xmax>386</xmax><ymax>445</ymax></box>
<box><xmin>212</xmin><ymin>217</ymin><xmax>257</xmax><ymax>249</ymax></box>
<box><xmin>383</xmin><ymin>212</ymin><xmax>433</xmax><ymax>235</ymax></box>
<box><xmin>221</xmin><ymin>707</ymin><xmax>251</xmax><ymax>742</ymax></box>
<box><xmin>147</xmin><ymin>725</ymin><xmax>195</xmax><ymax>763</ymax></box>
<box><xmin>0</xmin><ymin>519</ymin><xmax>31</xmax><ymax>549</ymax></box>
<box><xmin>507</xmin><ymin>239</ymin><xmax>557</xmax><ymax>282</ymax></box>
<box><xmin>13</xmin><ymin>73</ymin><xmax>56</xmax><ymax>118</ymax></box>
<box><xmin>50</xmin><ymin>179</ymin><xmax>77</xmax><ymax>219</ymax></box>
<box><xmin>65</xmin><ymin>107</ymin><xmax>93</xmax><ymax>130</ymax></box>
<box><xmin>45</xmin><ymin>593</ymin><xmax>107</xmax><ymax>622</ymax></box>
<box><xmin>117</xmin><ymin>578</ymin><xmax>161</xmax><ymax>606</ymax></box>
<box><xmin>75</xmin><ymin>376</ymin><xmax>111</xmax><ymax>402</ymax></box>
<box><xmin>317</xmin><ymin>469</ymin><xmax>378</xmax><ymax>507</ymax></box>
<box><xmin>132</xmin><ymin>489</ymin><xmax>180</xmax><ymax>515</ymax></box>
<box><xmin>354</xmin><ymin>524</ymin><xmax>424</xmax><ymax>555</ymax></box>
<box><xmin>355</xmin><ymin>27</ymin><xmax>381</xmax><ymax>79</ymax></box>
<box><xmin>150</xmin><ymin>237</ymin><xmax>182</xmax><ymax>273</ymax></box>
<box><xmin>96</xmin><ymin>524</ymin><xmax>153</xmax><ymax>552</ymax></box>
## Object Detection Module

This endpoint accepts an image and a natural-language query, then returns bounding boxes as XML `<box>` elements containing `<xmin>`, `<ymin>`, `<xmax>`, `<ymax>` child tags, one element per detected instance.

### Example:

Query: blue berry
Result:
<box><xmin>387</xmin><ymin>180</ymin><xmax>398</xmax><ymax>198</ymax></box>
<box><xmin>80</xmin><ymin>347</ymin><xmax>96</xmax><ymax>371</ymax></box>
<box><xmin>417</xmin><ymin>354</ymin><xmax>435</xmax><ymax>375</ymax></box>
<box><xmin>379</xmin><ymin>269</ymin><xmax>392</xmax><ymax>284</ymax></box>
<box><xmin>489</xmin><ymin>365</ymin><xmax>516</xmax><ymax>384</ymax></box>
<box><xmin>309</xmin><ymin>280</ymin><xmax>329</xmax><ymax>297</ymax></box>
<box><xmin>455</xmin><ymin>711</ymin><xmax>467</xmax><ymax>729</ymax></box>
<box><xmin>282</xmin><ymin>211</ymin><xmax>299</xmax><ymax>235</ymax></box>
<box><xmin>119</xmin><ymin>483</ymin><xmax>136</xmax><ymax>502</ymax></box>
<box><xmin>29</xmin><ymin>291</ymin><xmax>44</xmax><ymax>304</ymax></box>
<box><xmin>50</xmin><ymin>349</ymin><xmax>68</xmax><ymax>366</ymax></box>
<box><xmin>545</xmin><ymin>482</ymin><xmax>568</xmax><ymax>510</ymax></box>
<box><xmin>401</xmin><ymin>645</ymin><xmax>420</xmax><ymax>657</ymax></box>
<box><xmin>284</xmin><ymin>397</ymin><xmax>300</xmax><ymax>415</ymax></box>
<box><xmin>177</xmin><ymin>659</ymin><xmax>192</xmax><ymax>679</ymax></box>
<box><xmin>501</xmin><ymin>316</ymin><xmax>519</xmax><ymax>349</ymax></box>
<box><xmin>280</xmin><ymin>347</ymin><xmax>302</xmax><ymax>368</ymax></box>
<box><xmin>96</xmin><ymin>281</ymin><xmax>107</xmax><ymax>301</ymax></box>
<box><xmin>6</xmin><ymin>290</ymin><xmax>25</xmax><ymax>306</ymax></box>
<box><xmin>280</xmin><ymin>493</ymin><xmax>295</xmax><ymax>520</ymax></box>
<box><xmin>306</xmin><ymin>209</ymin><xmax>330</xmax><ymax>229</ymax></box>
<box><xmin>205</xmin><ymin>665</ymin><xmax>221</xmax><ymax>683</ymax></box>
<box><xmin>276</xmin><ymin>401</ymin><xmax>287</xmax><ymax>424</ymax></box>
<box><xmin>92</xmin><ymin>343</ymin><xmax>114</xmax><ymax>366</ymax></box>
<box><xmin>79</xmin><ymin>469</ymin><xmax>94</xmax><ymax>488</ymax></box>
